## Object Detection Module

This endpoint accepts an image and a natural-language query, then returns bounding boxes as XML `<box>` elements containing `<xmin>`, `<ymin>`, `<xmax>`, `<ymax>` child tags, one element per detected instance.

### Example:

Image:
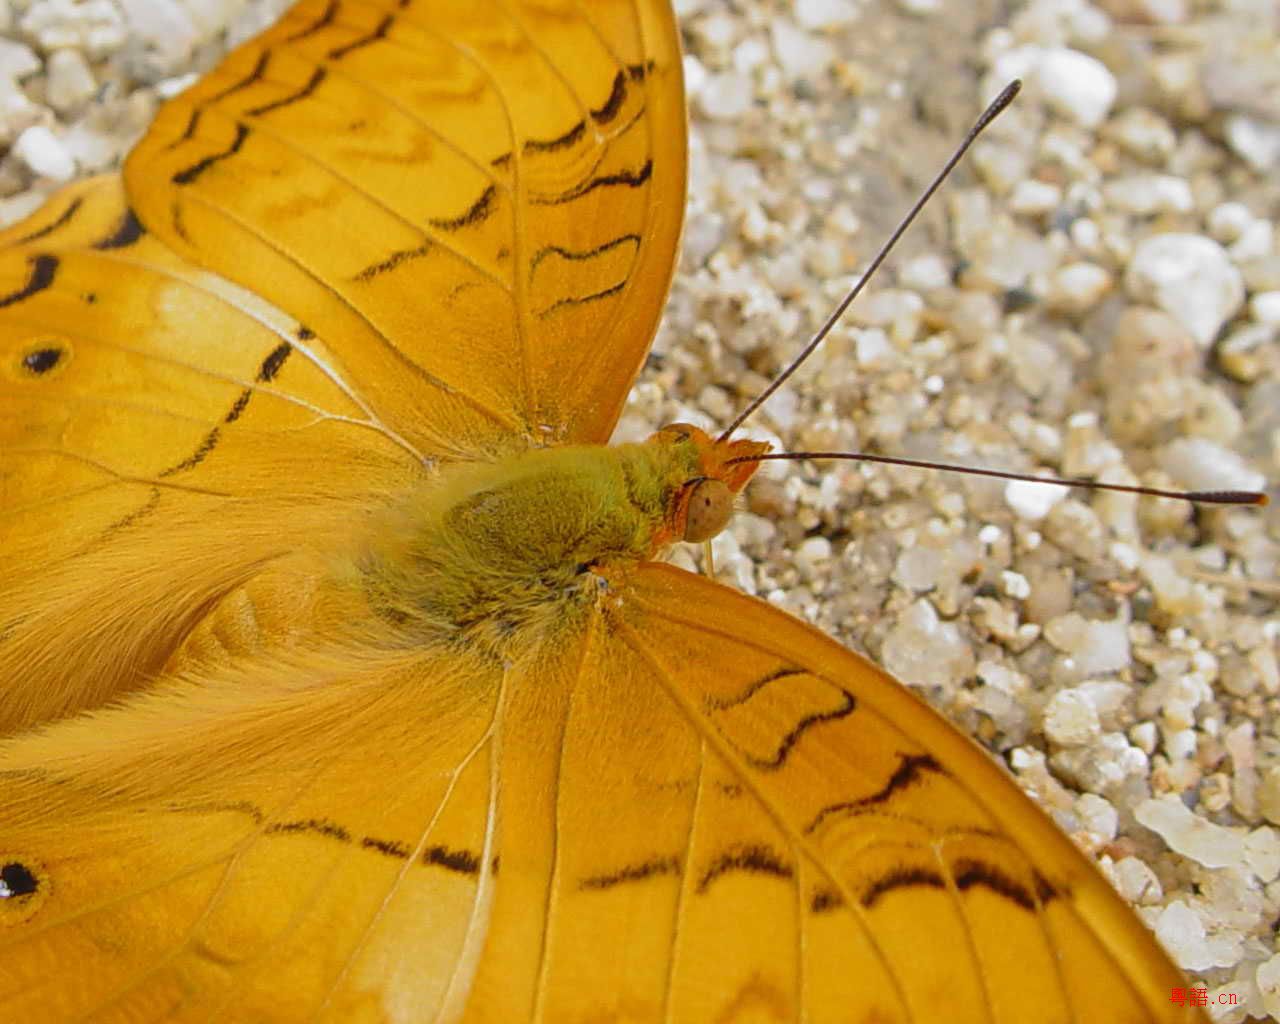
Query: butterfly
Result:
<box><xmin>0</xmin><ymin>0</ymin><xmax>1216</xmax><ymax>1020</ymax></box>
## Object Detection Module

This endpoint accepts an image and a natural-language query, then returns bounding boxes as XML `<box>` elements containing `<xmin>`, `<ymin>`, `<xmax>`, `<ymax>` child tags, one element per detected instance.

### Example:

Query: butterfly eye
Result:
<box><xmin>682</xmin><ymin>478</ymin><xmax>733</xmax><ymax>542</ymax></box>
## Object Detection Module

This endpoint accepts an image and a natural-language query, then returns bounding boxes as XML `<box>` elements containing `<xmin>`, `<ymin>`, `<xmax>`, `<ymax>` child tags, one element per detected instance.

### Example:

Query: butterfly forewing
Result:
<box><xmin>125</xmin><ymin>0</ymin><xmax>686</xmax><ymax>454</ymax></box>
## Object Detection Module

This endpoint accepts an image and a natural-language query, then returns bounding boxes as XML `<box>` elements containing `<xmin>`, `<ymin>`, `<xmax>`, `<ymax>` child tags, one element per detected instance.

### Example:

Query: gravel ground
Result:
<box><xmin>0</xmin><ymin>0</ymin><xmax>1276</xmax><ymax>1019</ymax></box>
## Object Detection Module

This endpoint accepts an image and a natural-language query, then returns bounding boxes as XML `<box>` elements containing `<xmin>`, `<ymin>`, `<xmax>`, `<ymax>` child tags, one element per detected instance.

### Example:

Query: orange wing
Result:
<box><xmin>125</xmin><ymin>0</ymin><xmax>686</xmax><ymax>455</ymax></box>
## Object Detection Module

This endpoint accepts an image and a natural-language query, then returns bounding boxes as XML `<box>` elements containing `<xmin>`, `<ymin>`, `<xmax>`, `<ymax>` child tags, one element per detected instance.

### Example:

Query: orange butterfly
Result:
<box><xmin>0</xmin><ymin>1</ymin><xmax>1213</xmax><ymax>1020</ymax></box>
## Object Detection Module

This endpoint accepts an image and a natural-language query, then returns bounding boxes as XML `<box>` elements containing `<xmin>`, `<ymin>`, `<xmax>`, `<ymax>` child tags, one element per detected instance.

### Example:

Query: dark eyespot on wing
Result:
<box><xmin>247</xmin><ymin>66</ymin><xmax>326</xmax><ymax>118</ymax></box>
<box><xmin>20</xmin><ymin>345</ymin><xmax>65</xmax><ymax>375</ymax></box>
<box><xmin>0</xmin><ymin>254</ymin><xmax>58</xmax><ymax>309</ymax></box>
<box><xmin>92</xmin><ymin>209</ymin><xmax>145</xmax><ymax>250</ymax></box>
<box><xmin>805</xmin><ymin>753</ymin><xmax>944</xmax><ymax>835</ymax></box>
<box><xmin>953</xmin><ymin>858</ymin><xmax>1035</xmax><ymax>911</ymax></box>
<box><xmin>0</xmin><ymin>861</ymin><xmax>39</xmax><ymax>899</ymax></box>
<box><xmin>696</xmin><ymin>843</ymin><xmax>792</xmax><ymax>894</ymax></box>
<box><xmin>0</xmin><ymin>858</ymin><xmax>47</xmax><ymax>924</ymax></box>
<box><xmin>297</xmin><ymin>325</ymin><xmax>314</xmax><ymax>341</ymax></box>
<box><xmin>861</xmin><ymin>865</ymin><xmax>946</xmax><ymax>909</ymax></box>
<box><xmin>9</xmin><ymin>195</ymin><xmax>83</xmax><ymax>245</ymax></box>
<box><xmin>578</xmin><ymin>855</ymin><xmax>681</xmax><ymax>891</ymax></box>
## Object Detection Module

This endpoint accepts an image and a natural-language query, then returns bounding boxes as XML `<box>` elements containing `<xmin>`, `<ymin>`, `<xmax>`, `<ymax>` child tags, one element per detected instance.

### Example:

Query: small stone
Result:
<box><xmin>1000</xmin><ymin>570</ymin><xmax>1030</xmax><ymax>599</ymax></box>
<box><xmin>898</xmin><ymin>254</ymin><xmax>950</xmax><ymax>292</ymax></box>
<box><xmin>1224</xmin><ymin>114</ymin><xmax>1280</xmax><ymax>173</ymax></box>
<box><xmin>1102</xmin><ymin>174</ymin><xmax>1193</xmax><ymax>216</ymax></box>
<box><xmin>794</xmin><ymin>0</ymin><xmax>859</xmax><ymax>29</ymax></box>
<box><xmin>1249</xmin><ymin>291</ymin><xmax>1280</xmax><ymax>326</ymax></box>
<box><xmin>1260</xmin><ymin>767</ymin><xmax>1280</xmax><ymax>825</ymax></box>
<box><xmin>1045</xmin><ymin>262</ymin><xmax>1112</xmax><ymax>315</ymax></box>
<box><xmin>698</xmin><ymin>72</ymin><xmax>753</xmax><ymax>120</ymax></box>
<box><xmin>1005</xmin><ymin>479</ymin><xmax>1069</xmax><ymax>521</ymax></box>
<box><xmin>1135</xmin><ymin>797</ymin><xmax>1245</xmax><ymax>870</ymax></box>
<box><xmin>1244</xmin><ymin>828</ymin><xmax>1280</xmax><ymax>883</ymax></box>
<box><xmin>1207</xmin><ymin>202</ymin><xmax>1255</xmax><ymax>244</ymax></box>
<box><xmin>1111</xmin><ymin>855</ymin><xmax>1162</xmax><ymax>904</ymax></box>
<box><xmin>1103</xmin><ymin>107</ymin><xmax>1176</xmax><ymax>163</ymax></box>
<box><xmin>1158</xmin><ymin>437</ymin><xmax>1266</xmax><ymax>495</ymax></box>
<box><xmin>881</xmin><ymin>598</ymin><xmax>976</xmax><ymax>693</ymax></box>
<box><xmin>1043</xmin><ymin>612</ymin><xmax>1131</xmax><ymax>676</ymax></box>
<box><xmin>1076</xmin><ymin>793</ymin><xmax>1118</xmax><ymax>841</ymax></box>
<box><xmin>1259</xmin><ymin>955</ymin><xmax>1280</xmax><ymax>1020</ymax></box>
<box><xmin>1154</xmin><ymin>902</ymin><xmax>1232</xmax><ymax>973</ymax></box>
<box><xmin>1037</xmin><ymin>47</ymin><xmax>1118</xmax><ymax>129</ymax></box>
<box><xmin>1044</xmin><ymin>689</ymin><xmax>1101</xmax><ymax>746</ymax></box>
<box><xmin>45</xmin><ymin>49</ymin><xmax>96</xmax><ymax>114</ymax></box>
<box><xmin>12</xmin><ymin>124</ymin><xmax>75</xmax><ymax>182</ymax></box>
<box><xmin>0</xmin><ymin>37</ymin><xmax>39</xmax><ymax>80</ymax></box>
<box><xmin>769</xmin><ymin>19</ymin><xmax>834</xmax><ymax>80</ymax></box>
<box><xmin>1008</xmin><ymin>178</ymin><xmax>1061</xmax><ymax>216</ymax></box>
<box><xmin>1125</xmin><ymin>233</ymin><xmax>1245</xmax><ymax>347</ymax></box>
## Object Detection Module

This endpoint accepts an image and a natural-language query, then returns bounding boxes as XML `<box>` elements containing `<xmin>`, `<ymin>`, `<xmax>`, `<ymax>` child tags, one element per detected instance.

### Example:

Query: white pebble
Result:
<box><xmin>1037</xmin><ymin>47</ymin><xmax>1118</xmax><ymax>129</ymax></box>
<box><xmin>1076</xmin><ymin>793</ymin><xmax>1118</xmax><ymax>841</ymax></box>
<box><xmin>1046</xmin><ymin>262</ymin><xmax>1112</xmax><ymax>314</ymax></box>
<box><xmin>12</xmin><ymin>124</ymin><xmax>75</xmax><ymax>181</ymax></box>
<box><xmin>899</xmin><ymin>254</ymin><xmax>951</xmax><ymax>292</ymax></box>
<box><xmin>1249</xmin><ymin>291</ymin><xmax>1280</xmax><ymax>326</ymax></box>
<box><xmin>1043</xmin><ymin>613</ymin><xmax>1131</xmax><ymax>675</ymax></box>
<box><xmin>1135</xmin><ymin>797</ymin><xmax>1245</xmax><ymax>870</ymax></box>
<box><xmin>698</xmin><ymin>71</ymin><xmax>753</xmax><ymax>120</ymax></box>
<box><xmin>1111</xmin><ymin>855</ymin><xmax>1162</xmax><ymax>903</ymax></box>
<box><xmin>769</xmin><ymin>18</ymin><xmax>834</xmax><ymax>79</ymax></box>
<box><xmin>1005</xmin><ymin>479</ymin><xmax>1069</xmax><ymax>521</ymax></box>
<box><xmin>794</xmin><ymin>0</ymin><xmax>859</xmax><ymax>29</ymax></box>
<box><xmin>1207</xmin><ymin>201</ymin><xmax>1254</xmax><ymax>244</ymax></box>
<box><xmin>881</xmin><ymin>598</ymin><xmax>975</xmax><ymax>692</ymax></box>
<box><xmin>1244</xmin><ymin>827</ymin><xmax>1280</xmax><ymax>883</ymax></box>
<box><xmin>1158</xmin><ymin>438</ymin><xmax>1265</xmax><ymax>495</ymax></box>
<box><xmin>1153</xmin><ymin>901</ymin><xmax>1225</xmax><ymax>972</ymax></box>
<box><xmin>1125</xmin><ymin>233</ymin><xmax>1245</xmax><ymax>347</ymax></box>
<box><xmin>1257</xmin><ymin>954</ymin><xmax>1280</xmax><ymax>1020</ymax></box>
<box><xmin>1043</xmin><ymin>689</ymin><xmax>1101</xmax><ymax>746</ymax></box>
<box><xmin>1000</xmin><ymin>570</ymin><xmax>1030</xmax><ymax>599</ymax></box>
<box><xmin>1103</xmin><ymin>174</ymin><xmax>1193</xmax><ymax>216</ymax></box>
<box><xmin>0</xmin><ymin>37</ymin><xmax>39</xmax><ymax>80</ymax></box>
<box><xmin>1008</xmin><ymin>178</ymin><xmax>1061</xmax><ymax>215</ymax></box>
<box><xmin>1224</xmin><ymin>114</ymin><xmax>1280</xmax><ymax>172</ymax></box>
<box><xmin>45</xmin><ymin>49</ymin><xmax>96</xmax><ymax>113</ymax></box>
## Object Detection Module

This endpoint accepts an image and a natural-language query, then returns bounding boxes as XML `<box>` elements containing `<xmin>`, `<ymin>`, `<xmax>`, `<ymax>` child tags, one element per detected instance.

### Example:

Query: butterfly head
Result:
<box><xmin>647</xmin><ymin>423</ymin><xmax>771</xmax><ymax>547</ymax></box>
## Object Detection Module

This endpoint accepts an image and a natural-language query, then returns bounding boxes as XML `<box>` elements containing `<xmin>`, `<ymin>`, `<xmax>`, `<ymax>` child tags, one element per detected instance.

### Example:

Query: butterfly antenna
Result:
<box><xmin>725</xmin><ymin>450</ymin><xmax>1269</xmax><ymax>507</ymax></box>
<box><xmin>718</xmin><ymin>80</ymin><xmax>1022</xmax><ymax>443</ymax></box>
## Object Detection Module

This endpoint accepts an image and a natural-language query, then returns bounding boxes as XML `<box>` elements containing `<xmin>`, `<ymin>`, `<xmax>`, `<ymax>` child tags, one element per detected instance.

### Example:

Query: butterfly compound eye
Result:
<box><xmin>682</xmin><ymin>479</ymin><xmax>734</xmax><ymax>542</ymax></box>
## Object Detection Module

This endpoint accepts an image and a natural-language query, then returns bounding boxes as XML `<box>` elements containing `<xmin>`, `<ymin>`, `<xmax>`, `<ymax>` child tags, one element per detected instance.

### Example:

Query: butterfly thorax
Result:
<box><xmin>352</xmin><ymin>425</ymin><xmax>766</xmax><ymax>655</ymax></box>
